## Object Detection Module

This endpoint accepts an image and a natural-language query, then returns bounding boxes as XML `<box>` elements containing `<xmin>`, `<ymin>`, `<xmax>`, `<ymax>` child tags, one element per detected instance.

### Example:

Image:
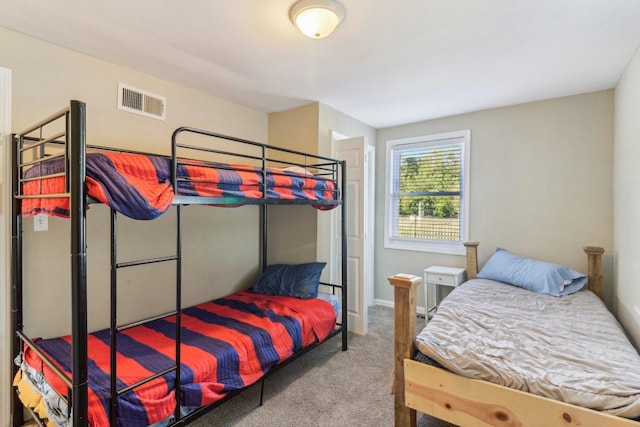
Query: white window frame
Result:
<box><xmin>384</xmin><ymin>130</ymin><xmax>470</xmax><ymax>255</ymax></box>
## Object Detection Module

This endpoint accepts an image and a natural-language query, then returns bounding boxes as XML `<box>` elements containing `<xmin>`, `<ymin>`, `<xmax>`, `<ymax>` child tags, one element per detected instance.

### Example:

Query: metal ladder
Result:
<box><xmin>108</xmin><ymin>205</ymin><xmax>183</xmax><ymax>426</ymax></box>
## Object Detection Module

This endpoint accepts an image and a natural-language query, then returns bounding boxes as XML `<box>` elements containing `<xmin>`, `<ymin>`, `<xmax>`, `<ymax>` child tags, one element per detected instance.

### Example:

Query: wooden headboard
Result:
<box><xmin>463</xmin><ymin>242</ymin><xmax>605</xmax><ymax>300</ymax></box>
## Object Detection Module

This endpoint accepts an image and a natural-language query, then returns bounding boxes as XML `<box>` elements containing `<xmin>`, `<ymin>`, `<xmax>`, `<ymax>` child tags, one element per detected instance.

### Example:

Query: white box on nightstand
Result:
<box><xmin>424</xmin><ymin>266</ymin><xmax>466</xmax><ymax>317</ymax></box>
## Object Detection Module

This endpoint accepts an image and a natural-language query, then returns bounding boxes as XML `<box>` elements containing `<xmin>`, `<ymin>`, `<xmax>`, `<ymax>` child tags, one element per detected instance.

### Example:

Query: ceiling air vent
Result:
<box><xmin>117</xmin><ymin>83</ymin><xmax>166</xmax><ymax>121</ymax></box>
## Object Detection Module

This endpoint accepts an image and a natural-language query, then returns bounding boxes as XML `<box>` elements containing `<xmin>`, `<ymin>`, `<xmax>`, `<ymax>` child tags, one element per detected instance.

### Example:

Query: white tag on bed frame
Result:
<box><xmin>34</xmin><ymin>214</ymin><xmax>48</xmax><ymax>232</ymax></box>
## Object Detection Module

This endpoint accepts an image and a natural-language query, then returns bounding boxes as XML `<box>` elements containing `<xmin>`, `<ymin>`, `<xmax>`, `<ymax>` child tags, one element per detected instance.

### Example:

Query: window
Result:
<box><xmin>384</xmin><ymin>130</ymin><xmax>470</xmax><ymax>255</ymax></box>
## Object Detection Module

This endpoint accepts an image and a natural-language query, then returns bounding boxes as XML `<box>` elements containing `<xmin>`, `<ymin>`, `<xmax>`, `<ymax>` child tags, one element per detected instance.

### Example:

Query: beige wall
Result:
<box><xmin>375</xmin><ymin>91</ymin><xmax>614</xmax><ymax>309</ymax></box>
<box><xmin>318</xmin><ymin>103</ymin><xmax>377</xmax><ymax>156</ymax></box>
<box><xmin>614</xmin><ymin>45</ymin><xmax>640</xmax><ymax>346</ymax></box>
<box><xmin>267</xmin><ymin>102</ymin><xmax>377</xmax><ymax>275</ymax></box>
<box><xmin>266</xmin><ymin>103</ymin><xmax>319</xmax><ymax>263</ymax></box>
<box><xmin>268</xmin><ymin>103</ymin><xmax>319</xmax><ymax>154</ymax></box>
<box><xmin>1</xmin><ymin>27</ymin><xmax>269</xmax><ymax>338</ymax></box>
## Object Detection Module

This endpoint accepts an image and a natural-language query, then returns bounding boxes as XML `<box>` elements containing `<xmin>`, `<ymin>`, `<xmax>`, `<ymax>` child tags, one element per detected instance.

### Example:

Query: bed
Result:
<box><xmin>388</xmin><ymin>242</ymin><xmax>640</xmax><ymax>427</ymax></box>
<box><xmin>11</xmin><ymin>100</ymin><xmax>348</xmax><ymax>427</ymax></box>
<box><xmin>14</xmin><ymin>291</ymin><xmax>338</xmax><ymax>427</ymax></box>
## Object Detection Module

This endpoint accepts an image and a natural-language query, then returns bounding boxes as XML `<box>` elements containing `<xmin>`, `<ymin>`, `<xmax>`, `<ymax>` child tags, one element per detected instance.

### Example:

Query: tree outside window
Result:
<box><xmin>385</xmin><ymin>130</ymin><xmax>470</xmax><ymax>254</ymax></box>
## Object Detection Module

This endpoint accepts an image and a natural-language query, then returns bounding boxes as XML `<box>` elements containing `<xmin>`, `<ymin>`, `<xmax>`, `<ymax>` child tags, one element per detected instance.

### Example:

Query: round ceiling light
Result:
<box><xmin>289</xmin><ymin>0</ymin><xmax>345</xmax><ymax>39</ymax></box>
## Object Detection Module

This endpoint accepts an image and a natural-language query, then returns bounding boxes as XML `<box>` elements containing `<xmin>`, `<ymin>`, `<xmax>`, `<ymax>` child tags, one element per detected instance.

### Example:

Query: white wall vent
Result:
<box><xmin>117</xmin><ymin>83</ymin><xmax>166</xmax><ymax>121</ymax></box>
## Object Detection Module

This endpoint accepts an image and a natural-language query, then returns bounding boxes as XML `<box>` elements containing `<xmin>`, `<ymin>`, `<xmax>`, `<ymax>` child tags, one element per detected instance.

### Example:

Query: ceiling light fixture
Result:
<box><xmin>289</xmin><ymin>0</ymin><xmax>345</xmax><ymax>39</ymax></box>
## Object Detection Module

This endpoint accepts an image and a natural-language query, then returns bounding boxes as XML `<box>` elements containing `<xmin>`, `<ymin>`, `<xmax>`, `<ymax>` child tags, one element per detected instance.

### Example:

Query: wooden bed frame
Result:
<box><xmin>389</xmin><ymin>242</ymin><xmax>640</xmax><ymax>427</ymax></box>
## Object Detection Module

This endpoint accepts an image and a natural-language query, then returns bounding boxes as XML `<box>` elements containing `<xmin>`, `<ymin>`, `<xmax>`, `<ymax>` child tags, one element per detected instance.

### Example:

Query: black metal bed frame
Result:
<box><xmin>11</xmin><ymin>100</ymin><xmax>348</xmax><ymax>427</ymax></box>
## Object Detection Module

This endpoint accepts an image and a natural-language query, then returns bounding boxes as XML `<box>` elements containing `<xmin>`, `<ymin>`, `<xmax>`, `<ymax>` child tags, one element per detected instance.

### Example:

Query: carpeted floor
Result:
<box><xmin>189</xmin><ymin>306</ymin><xmax>457</xmax><ymax>427</ymax></box>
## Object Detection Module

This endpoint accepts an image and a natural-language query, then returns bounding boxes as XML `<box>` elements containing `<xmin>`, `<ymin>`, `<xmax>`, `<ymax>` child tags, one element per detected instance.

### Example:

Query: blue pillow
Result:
<box><xmin>252</xmin><ymin>262</ymin><xmax>326</xmax><ymax>299</ymax></box>
<box><xmin>477</xmin><ymin>248</ymin><xmax>586</xmax><ymax>297</ymax></box>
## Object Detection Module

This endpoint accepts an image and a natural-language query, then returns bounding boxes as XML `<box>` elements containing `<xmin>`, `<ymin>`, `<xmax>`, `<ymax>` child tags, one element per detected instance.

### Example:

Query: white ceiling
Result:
<box><xmin>2</xmin><ymin>0</ymin><xmax>640</xmax><ymax>128</ymax></box>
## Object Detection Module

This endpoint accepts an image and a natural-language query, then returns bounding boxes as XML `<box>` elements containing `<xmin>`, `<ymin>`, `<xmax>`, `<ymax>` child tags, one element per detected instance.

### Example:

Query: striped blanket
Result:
<box><xmin>21</xmin><ymin>152</ymin><xmax>338</xmax><ymax>220</ymax></box>
<box><xmin>21</xmin><ymin>291</ymin><xmax>337</xmax><ymax>426</ymax></box>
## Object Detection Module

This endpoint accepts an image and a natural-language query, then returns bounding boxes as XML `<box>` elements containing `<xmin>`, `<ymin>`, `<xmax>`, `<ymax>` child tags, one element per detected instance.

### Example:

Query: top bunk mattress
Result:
<box><xmin>415</xmin><ymin>278</ymin><xmax>640</xmax><ymax>419</ymax></box>
<box><xmin>21</xmin><ymin>152</ymin><xmax>339</xmax><ymax>220</ymax></box>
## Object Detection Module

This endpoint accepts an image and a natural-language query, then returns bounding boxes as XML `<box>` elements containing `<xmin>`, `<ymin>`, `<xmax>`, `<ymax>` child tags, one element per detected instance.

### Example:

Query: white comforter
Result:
<box><xmin>415</xmin><ymin>279</ymin><xmax>640</xmax><ymax>418</ymax></box>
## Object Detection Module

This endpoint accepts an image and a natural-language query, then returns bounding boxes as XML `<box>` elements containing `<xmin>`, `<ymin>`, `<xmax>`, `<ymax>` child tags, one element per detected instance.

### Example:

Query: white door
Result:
<box><xmin>332</xmin><ymin>135</ymin><xmax>373</xmax><ymax>335</ymax></box>
<box><xmin>0</xmin><ymin>66</ymin><xmax>12</xmax><ymax>427</ymax></box>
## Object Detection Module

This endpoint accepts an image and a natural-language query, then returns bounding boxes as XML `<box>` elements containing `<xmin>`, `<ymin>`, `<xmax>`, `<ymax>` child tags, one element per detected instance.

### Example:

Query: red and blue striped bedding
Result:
<box><xmin>21</xmin><ymin>291</ymin><xmax>336</xmax><ymax>427</ymax></box>
<box><xmin>21</xmin><ymin>152</ymin><xmax>338</xmax><ymax>220</ymax></box>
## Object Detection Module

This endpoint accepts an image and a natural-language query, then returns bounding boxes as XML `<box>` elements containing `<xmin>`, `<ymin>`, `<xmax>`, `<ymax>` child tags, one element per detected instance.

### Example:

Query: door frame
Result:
<box><xmin>0</xmin><ymin>65</ymin><xmax>12</xmax><ymax>427</ymax></box>
<box><xmin>330</xmin><ymin>131</ymin><xmax>375</xmax><ymax>334</ymax></box>
<box><xmin>364</xmin><ymin>144</ymin><xmax>375</xmax><ymax>307</ymax></box>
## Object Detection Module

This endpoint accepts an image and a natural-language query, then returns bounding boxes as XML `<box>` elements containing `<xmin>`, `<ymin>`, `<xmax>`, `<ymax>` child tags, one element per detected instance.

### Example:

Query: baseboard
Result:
<box><xmin>374</xmin><ymin>298</ymin><xmax>427</xmax><ymax>316</ymax></box>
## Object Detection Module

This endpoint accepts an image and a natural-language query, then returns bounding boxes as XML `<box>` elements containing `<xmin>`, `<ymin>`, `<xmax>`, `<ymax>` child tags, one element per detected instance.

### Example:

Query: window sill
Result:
<box><xmin>384</xmin><ymin>238</ymin><xmax>466</xmax><ymax>256</ymax></box>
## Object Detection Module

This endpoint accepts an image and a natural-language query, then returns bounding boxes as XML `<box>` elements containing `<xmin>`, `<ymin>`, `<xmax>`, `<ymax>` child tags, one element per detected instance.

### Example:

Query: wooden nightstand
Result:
<box><xmin>424</xmin><ymin>266</ymin><xmax>466</xmax><ymax>317</ymax></box>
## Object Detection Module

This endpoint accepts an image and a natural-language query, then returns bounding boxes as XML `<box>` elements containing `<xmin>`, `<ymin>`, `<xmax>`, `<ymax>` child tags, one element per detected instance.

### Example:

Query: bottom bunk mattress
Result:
<box><xmin>415</xmin><ymin>278</ymin><xmax>640</xmax><ymax>419</ymax></box>
<box><xmin>15</xmin><ymin>290</ymin><xmax>337</xmax><ymax>427</ymax></box>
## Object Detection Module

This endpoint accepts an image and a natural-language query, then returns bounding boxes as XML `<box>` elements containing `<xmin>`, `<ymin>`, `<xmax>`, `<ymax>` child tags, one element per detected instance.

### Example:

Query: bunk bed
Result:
<box><xmin>11</xmin><ymin>100</ymin><xmax>348</xmax><ymax>427</ymax></box>
<box><xmin>389</xmin><ymin>242</ymin><xmax>640</xmax><ymax>427</ymax></box>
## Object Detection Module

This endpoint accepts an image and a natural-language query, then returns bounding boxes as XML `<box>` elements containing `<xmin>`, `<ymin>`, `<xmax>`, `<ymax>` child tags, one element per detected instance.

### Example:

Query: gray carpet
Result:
<box><xmin>189</xmin><ymin>306</ymin><xmax>457</xmax><ymax>427</ymax></box>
